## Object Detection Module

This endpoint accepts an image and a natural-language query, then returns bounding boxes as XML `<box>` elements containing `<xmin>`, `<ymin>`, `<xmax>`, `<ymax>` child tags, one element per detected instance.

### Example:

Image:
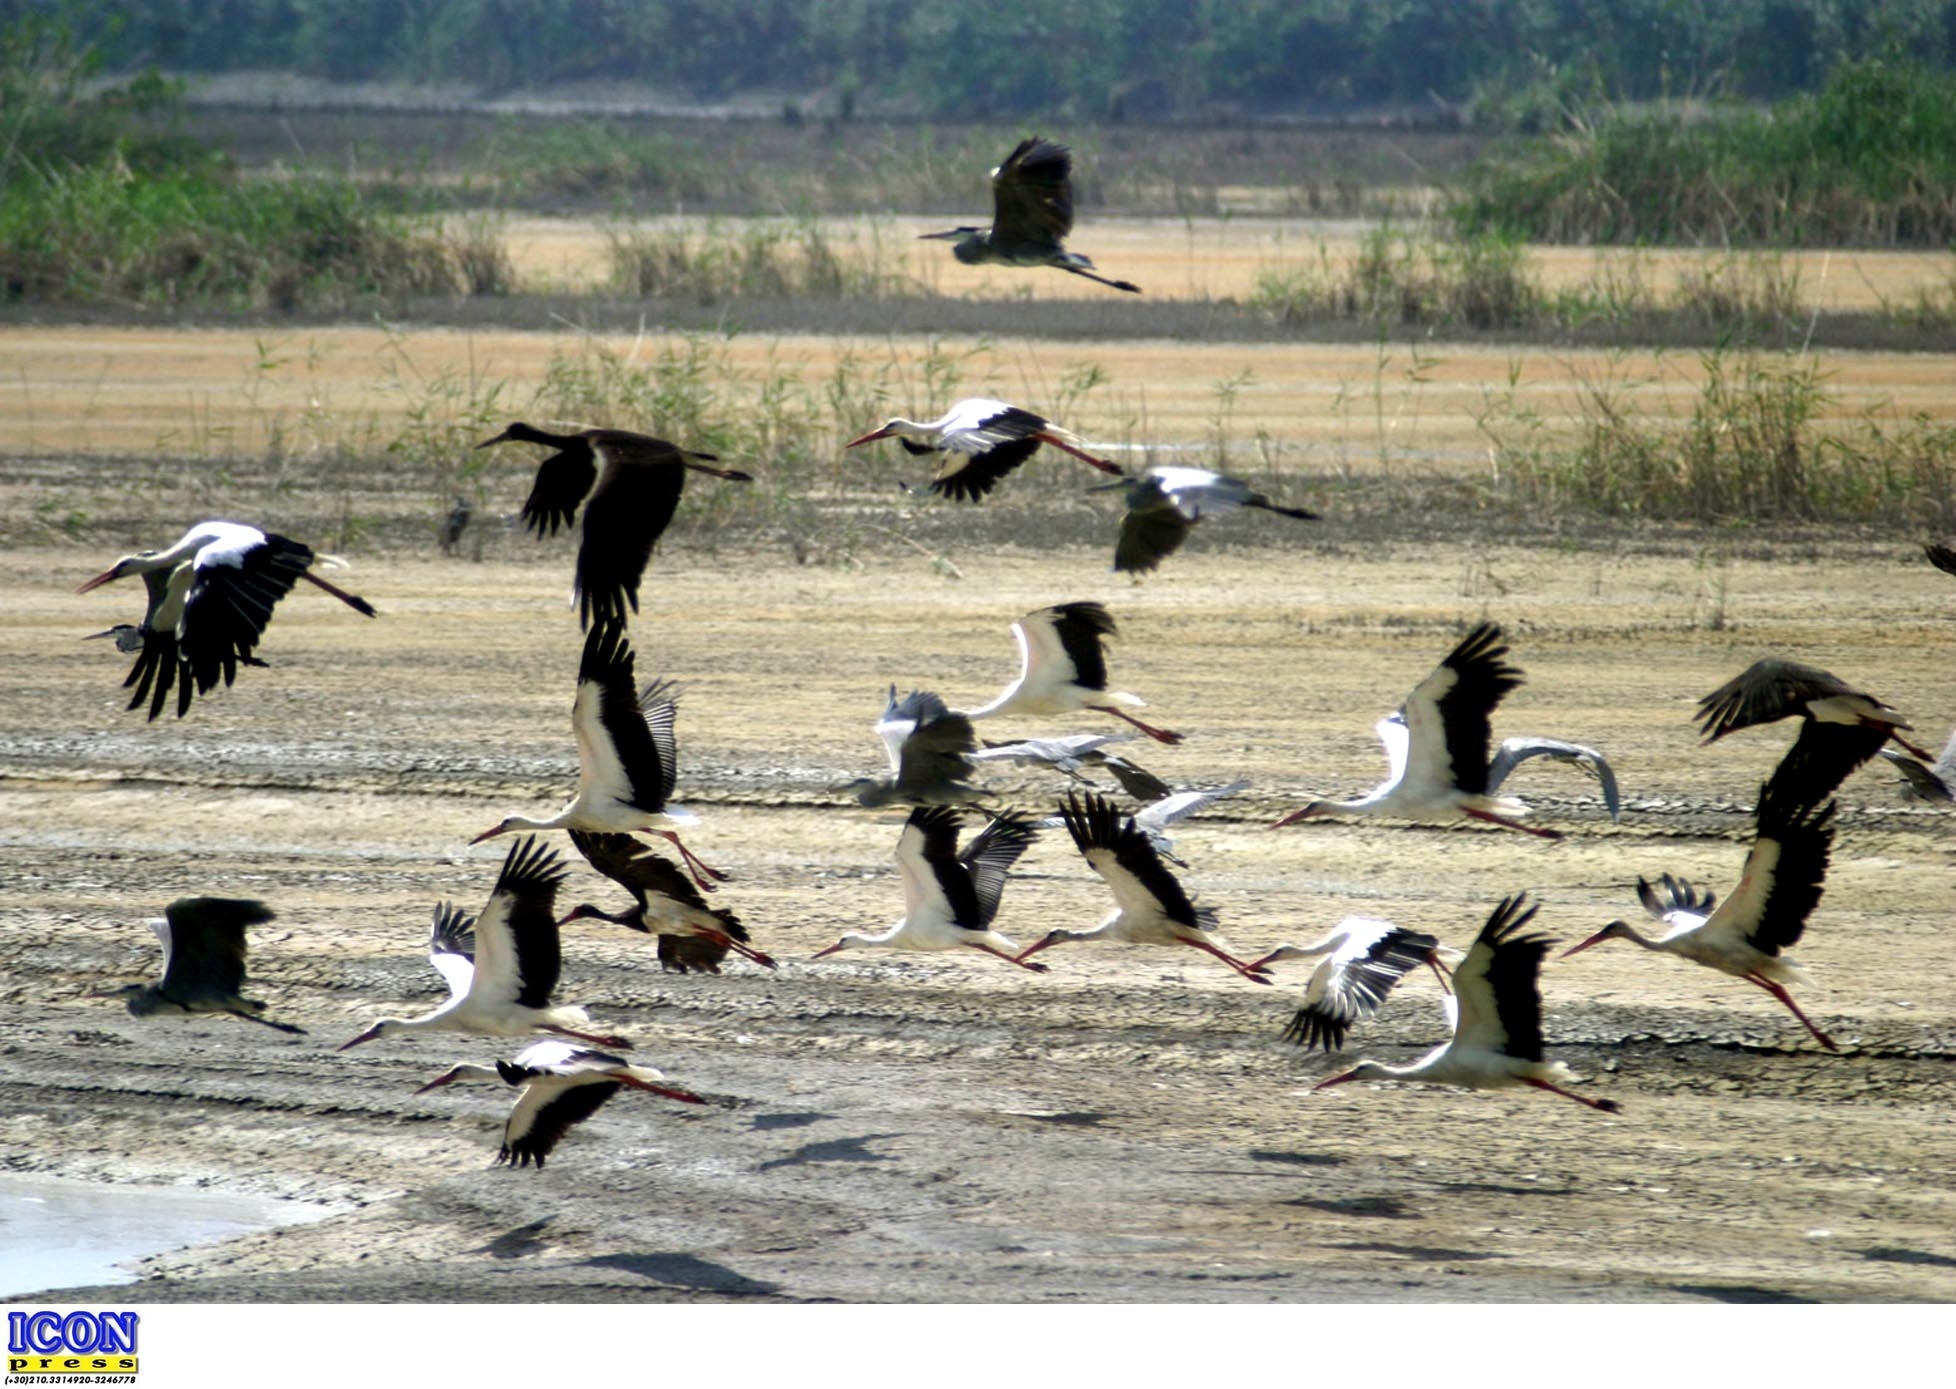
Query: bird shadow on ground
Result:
<box><xmin>1671</xmin><ymin>1283</ymin><xmax>1816</xmax><ymax>1303</ymax></box>
<box><xmin>1247</xmin><ymin>1149</ymin><xmax>1344</xmax><ymax>1168</ymax></box>
<box><xmin>1335</xmin><ymin>1241</ymin><xmax>1507</xmax><ymax>1263</ymax></box>
<box><xmin>756</xmin><ymin>1132</ymin><xmax>904</xmax><ymax>1171</ymax></box>
<box><xmin>1428</xmin><ymin>1178</ymin><xmax>1580</xmax><ymax>1198</ymax></box>
<box><xmin>1857</xmin><ymin>1246</ymin><xmax>1956</xmax><ymax>1268</ymax></box>
<box><xmin>583</xmin><ymin>1251</ymin><xmax>783</xmax><ymax>1296</ymax></box>
<box><xmin>1283</xmin><ymin>1195</ymin><xmax>1418</xmax><ymax>1219</ymax></box>
<box><xmin>748</xmin><ymin>1111</ymin><xmax>833</xmax><ymax>1132</ymax></box>
<box><xmin>474</xmin><ymin>1218</ymin><xmax>555</xmax><ymax>1259</ymax></box>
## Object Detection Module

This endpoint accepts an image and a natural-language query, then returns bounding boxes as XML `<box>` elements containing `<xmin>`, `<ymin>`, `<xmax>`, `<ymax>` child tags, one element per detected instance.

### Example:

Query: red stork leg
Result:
<box><xmin>970</xmin><ymin>943</ymin><xmax>1050</xmax><ymax>973</ymax></box>
<box><xmin>1521</xmin><ymin>1077</ymin><xmax>1622</xmax><ymax>1113</ymax></box>
<box><xmin>538</xmin><ymin>1022</ymin><xmax>633</xmax><ymax>1050</ymax></box>
<box><xmin>1745</xmin><ymin>974</ymin><xmax>1839</xmax><ymax>1051</ymax></box>
<box><xmin>657</xmin><ymin>831</ymin><xmax>731</xmax><ymax>891</ymax></box>
<box><xmin>1885</xmin><ymin>729</ymin><xmax>1934</xmax><ymax>761</ymax></box>
<box><xmin>1033</xmin><ymin>431</ymin><xmax>1126</xmax><ymax>475</ymax></box>
<box><xmin>1090</xmin><ymin>704</ymin><xmax>1184</xmax><ymax>746</ymax></box>
<box><xmin>612</xmin><ymin>1074</ymin><xmax>708</xmax><ymax>1104</ymax></box>
<box><xmin>1462</xmin><ymin>807</ymin><xmax>1564</xmax><ymax>840</ymax></box>
<box><xmin>701</xmin><ymin>926</ymin><xmax>777</xmax><ymax>970</ymax></box>
<box><xmin>1180</xmin><ymin>936</ymin><xmax>1277</xmax><ymax>985</ymax></box>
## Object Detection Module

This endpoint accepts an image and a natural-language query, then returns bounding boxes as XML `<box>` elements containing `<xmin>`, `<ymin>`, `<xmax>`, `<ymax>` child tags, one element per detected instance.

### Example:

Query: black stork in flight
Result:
<box><xmin>478</xmin><ymin>422</ymin><xmax>752</xmax><ymax>631</ymax></box>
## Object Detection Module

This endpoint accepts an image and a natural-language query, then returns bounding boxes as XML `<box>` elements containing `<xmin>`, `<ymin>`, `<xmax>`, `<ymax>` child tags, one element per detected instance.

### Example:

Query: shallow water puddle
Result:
<box><xmin>0</xmin><ymin>1174</ymin><xmax>333</xmax><ymax>1298</ymax></box>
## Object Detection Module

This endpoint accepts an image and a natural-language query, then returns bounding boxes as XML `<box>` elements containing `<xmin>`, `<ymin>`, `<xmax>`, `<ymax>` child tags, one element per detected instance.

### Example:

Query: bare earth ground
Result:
<box><xmin>3</xmin><ymin>530</ymin><xmax>1955</xmax><ymax>1304</ymax></box>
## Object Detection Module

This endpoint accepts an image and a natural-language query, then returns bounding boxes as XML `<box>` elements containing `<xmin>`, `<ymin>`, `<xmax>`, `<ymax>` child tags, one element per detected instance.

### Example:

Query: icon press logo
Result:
<box><xmin>6</xmin><ymin>1311</ymin><xmax>139</xmax><ymax>1381</ymax></box>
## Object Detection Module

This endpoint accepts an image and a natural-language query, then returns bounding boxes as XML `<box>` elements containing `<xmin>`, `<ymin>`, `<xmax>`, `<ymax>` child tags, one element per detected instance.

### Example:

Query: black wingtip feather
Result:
<box><xmin>495</xmin><ymin>835</ymin><xmax>569</xmax><ymax>897</ymax></box>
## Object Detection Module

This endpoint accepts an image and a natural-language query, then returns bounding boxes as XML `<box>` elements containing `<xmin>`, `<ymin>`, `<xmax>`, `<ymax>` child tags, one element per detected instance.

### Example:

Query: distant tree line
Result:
<box><xmin>19</xmin><ymin>0</ymin><xmax>1956</xmax><ymax>121</ymax></box>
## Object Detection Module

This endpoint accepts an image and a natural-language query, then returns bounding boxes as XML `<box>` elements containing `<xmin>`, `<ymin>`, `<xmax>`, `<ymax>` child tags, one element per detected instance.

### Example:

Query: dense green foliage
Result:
<box><xmin>0</xmin><ymin>10</ymin><xmax>469</xmax><ymax>307</ymax></box>
<box><xmin>1453</xmin><ymin>61</ymin><xmax>1956</xmax><ymax>245</ymax></box>
<box><xmin>26</xmin><ymin>0</ymin><xmax>1956</xmax><ymax>120</ymax></box>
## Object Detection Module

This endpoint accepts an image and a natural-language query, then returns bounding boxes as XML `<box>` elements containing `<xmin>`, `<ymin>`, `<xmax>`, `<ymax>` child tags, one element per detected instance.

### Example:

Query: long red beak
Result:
<box><xmin>1313</xmin><ymin>1069</ymin><xmax>1360</xmax><ymax>1091</ymax></box>
<box><xmin>338</xmin><ymin>1026</ymin><xmax>383</xmax><ymax>1052</ymax></box>
<box><xmin>75</xmin><ymin>567</ymin><xmax>123</xmax><ymax>594</ymax></box>
<box><xmin>468</xmin><ymin>825</ymin><xmax>507</xmax><ymax>845</ymax></box>
<box><xmin>1559</xmin><ymin>930</ymin><xmax>1614</xmax><ymax>960</ymax></box>
<box><xmin>844</xmin><ymin>427</ymin><xmax>893</xmax><ymax>449</ymax></box>
<box><xmin>811</xmin><ymin>941</ymin><xmax>848</xmax><ymax>960</ymax></box>
<box><xmin>1269</xmin><ymin>806</ymin><xmax>1317</xmax><ymax>829</ymax></box>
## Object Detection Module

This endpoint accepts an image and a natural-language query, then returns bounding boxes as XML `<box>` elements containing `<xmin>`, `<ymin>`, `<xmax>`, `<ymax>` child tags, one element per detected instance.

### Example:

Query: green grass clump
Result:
<box><xmin>0</xmin><ymin>162</ymin><xmax>465</xmax><ymax>308</ymax></box>
<box><xmin>1252</xmin><ymin>227</ymin><xmax>1542</xmax><ymax>330</ymax></box>
<box><xmin>1482</xmin><ymin>349</ymin><xmax>1956</xmax><ymax>525</ymax></box>
<box><xmin>1453</xmin><ymin>62</ymin><xmax>1956</xmax><ymax>247</ymax></box>
<box><xmin>606</xmin><ymin>219</ymin><xmax>912</xmax><ymax>301</ymax></box>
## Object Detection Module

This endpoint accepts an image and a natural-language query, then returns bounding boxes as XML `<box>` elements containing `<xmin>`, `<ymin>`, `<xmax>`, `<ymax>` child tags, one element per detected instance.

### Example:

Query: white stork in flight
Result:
<box><xmin>813</xmin><ymin>806</ymin><xmax>1047</xmax><ymax>971</ymax></box>
<box><xmin>478</xmin><ymin>422</ymin><xmax>752</xmax><ymax>632</ymax></box>
<box><xmin>1247</xmin><ymin>917</ymin><xmax>1446</xmax><ymax>1052</ymax></box>
<box><xmin>1017</xmin><ymin>791</ymin><xmax>1272</xmax><ymax>983</ymax></box>
<box><xmin>962</xmin><ymin>601</ymin><xmax>1183</xmax><ymax>745</ymax></box>
<box><xmin>76</xmin><ymin>520</ymin><xmax>376</xmax><ymax>720</ymax></box>
<box><xmin>845</xmin><ymin>397</ymin><xmax>1122</xmax><ymax>502</ymax></box>
<box><xmin>560</xmin><ymin>830</ymin><xmax>775</xmax><ymax>969</ymax></box>
<box><xmin>100</xmin><ymin>897</ymin><xmax>304</xmax><ymax>1034</ymax></box>
<box><xmin>1273</xmin><ymin>622</ymin><xmax>1602</xmax><ymax>838</ymax></box>
<box><xmin>471</xmin><ymin>623</ymin><xmax>726</xmax><ymax>891</ymax></box>
<box><xmin>1696</xmin><ymin>657</ymin><xmax>1931</xmax><ymax>807</ymax></box>
<box><xmin>415</xmin><ymin>1039</ymin><xmax>704</xmax><ymax>1170</ymax></box>
<box><xmin>1315</xmin><ymin>894</ymin><xmax>1620</xmax><ymax>1113</ymax></box>
<box><xmin>340</xmin><ymin>838</ymin><xmax>629</xmax><ymax>1051</ymax></box>
<box><xmin>1562</xmin><ymin>783</ymin><xmax>1840</xmax><ymax>1051</ymax></box>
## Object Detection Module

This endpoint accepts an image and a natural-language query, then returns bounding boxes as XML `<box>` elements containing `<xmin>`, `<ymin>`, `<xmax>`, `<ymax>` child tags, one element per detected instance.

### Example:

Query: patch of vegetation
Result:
<box><xmin>1479</xmin><ymin>349</ymin><xmax>1956</xmax><ymax>525</ymax></box>
<box><xmin>0</xmin><ymin>11</ymin><xmax>491</xmax><ymax>310</ymax></box>
<box><xmin>1453</xmin><ymin>62</ymin><xmax>1956</xmax><ymax>247</ymax></box>
<box><xmin>0</xmin><ymin>163</ymin><xmax>463</xmax><ymax>307</ymax></box>
<box><xmin>606</xmin><ymin>219</ymin><xmax>913</xmax><ymax>301</ymax></box>
<box><xmin>1253</xmin><ymin>227</ymin><xmax>1541</xmax><ymax>330</ymax></box>
<box><xmin>1250</xmin><ymin>227</ymin><xmax>1835</xmax><ymax>339</ymax></box>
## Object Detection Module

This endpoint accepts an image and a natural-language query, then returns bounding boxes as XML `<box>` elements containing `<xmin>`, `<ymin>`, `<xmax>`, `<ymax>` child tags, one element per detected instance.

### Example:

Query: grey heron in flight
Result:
<box><xmin>103</xmin><ymin>897</ymin><xmax>304</xmax><ymax>1034</ymax></box>
<box><xmin>921</xmin><ymin>137</ymin><xmax>1141</xmax><ymax>294</ymax></box>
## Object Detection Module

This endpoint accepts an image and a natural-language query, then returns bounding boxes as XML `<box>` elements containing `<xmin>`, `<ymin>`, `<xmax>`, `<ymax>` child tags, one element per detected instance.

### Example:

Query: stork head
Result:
<box><xmin>1559</xmin><ymin>920</ymin><xmax>1634</xmax><ymax>959</ymax></box>
<box><xmin>558</xmin><ymin>902</ymin><xmax>647</xmax><ymax>932</ymax></box>
<box><xmin>411</xmin><ymin>1063</ymin><xmax>494</xmax><ymax>1094</ymax></box>
<box><xmin>1243</xmin><ymin>944</ymin><xmax>1311</xmax><ymax>973</ymax></box>
<box><xmin>82</xmin><ymin>624</ymin><xmax>145</xmax><ymax>653</ymax></box>
<box><xmin>811</xmin><ymin>934</ymin><xmax>877</xmax><ymax>960</ymax></box>
<box><xmin>844</xmin><ymin>421</ymin><xmax>901</xmax><ymax>449</ymax></box>
<box><xmin>338</xmin><ymin>1018</ymin><xmax>406</xmax><ymax>1051</ymax></box>
<box><xmin>1012</xmin><ymin>929</ymin><xmax>1072</xmax><ymax>962</ymax></box>
<box><xmin>468</xmin><ymin>819</ymin><xmax>516</xmax><ymax>845</ymax></box>
<box><xmin>476</xmin><ymin>421</ymin><xmax>549</xmax><ymax>450</ymax></box>
<box><xmin>1269</xmin><ymin>802</ymin><xmax>1330</xmax><ymax>829</ymax></box>
<box><xmin>1313</xmin><ymin>1061</ymin><xmax>1392</xmax><ymax>1091</ymax></box>
<box><xmin>74</xmin><ymin>552</ymin><xmax>153</xmax><ymax>594</ymax></box>
<box><xmin>90</xmin><ymin>982</ymin><xmax>154</xmax><ymax>1014</ymax></box>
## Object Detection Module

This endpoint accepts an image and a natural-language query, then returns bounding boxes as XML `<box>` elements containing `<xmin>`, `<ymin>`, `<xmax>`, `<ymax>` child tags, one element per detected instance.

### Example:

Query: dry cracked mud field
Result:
<box><xmin>3</xmin><ymin>527</ymin><xmax>1954</xmax><ymax>1305</ymax></box>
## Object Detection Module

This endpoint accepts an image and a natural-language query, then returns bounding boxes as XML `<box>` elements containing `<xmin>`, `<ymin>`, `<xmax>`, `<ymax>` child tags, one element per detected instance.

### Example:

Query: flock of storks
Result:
<box><xmin>70</xmin><ymin>137</ymin><xmax>1956</xmax><ymax>1168</ymax></box>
